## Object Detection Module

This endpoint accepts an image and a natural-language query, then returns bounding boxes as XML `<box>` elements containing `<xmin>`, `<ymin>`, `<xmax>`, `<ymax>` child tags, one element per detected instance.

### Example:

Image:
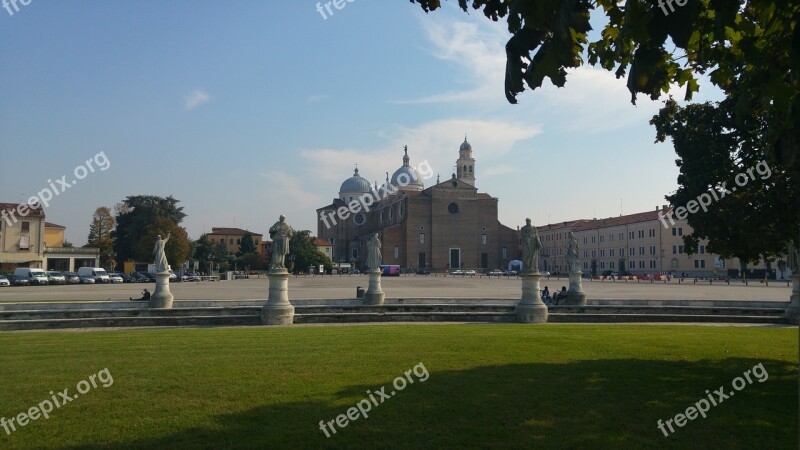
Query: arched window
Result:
<box><xmin>399</xmin><ymin>203</ymin><xmax>404</xmax><ymax>219</ymax></box>
<box><xmin>469</xmin><ymin>166</ymin><xmax>472</xmax><ymax>173</ymax></box>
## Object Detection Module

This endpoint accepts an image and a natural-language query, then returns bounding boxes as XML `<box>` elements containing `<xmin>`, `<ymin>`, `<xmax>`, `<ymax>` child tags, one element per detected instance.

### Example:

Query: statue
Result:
<box><xmin>366</xmin><ymin>233</ymin><xmax>382</xmax><ymax>270</ymax></box>
<box><xmin>788</xmin><ymin>240</ymin><xmax>800</xmax><ymax>273</ymax></box>
<box><xmin>269</xmin><ymin>215</ymin><xmax>294</xmax><ymax>269</ymax></box>
<box><xmin>520</xmin><ymin>218</ymin><xmax>542</xmax><ymax>272</ymax></box>
<box><xmin>566</xmin><ymin>231</ymin><xmax>580</xmax><ymax>272</ymax></box>
<box><xmin>153</xmin><ymin>232</ymin><xmax>171</xmax><ymax>273</ymax></box>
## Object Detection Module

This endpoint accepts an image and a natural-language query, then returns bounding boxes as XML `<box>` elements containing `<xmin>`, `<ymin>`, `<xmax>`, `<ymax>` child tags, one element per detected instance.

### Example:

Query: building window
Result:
<box><xmin>591</xmin><ymin>250</ymin><xmax>596</xmax><ymax>258</ymax></box>
<box><xmin>619</xmin><ymin>233</ymin><xmax>624</xmax><ymax>240</ymax></box>
<box><xmin>638</xmin><ymin>230</ymin><xmax>644</xmax><ymax>238</ymax></box>
<box><xmin>419</xmin><ymin>233</ymin><xmax>425</xmax><ymax>244</ymax></box>
<box><xmin>229</xmin><ymin>239</ymin><xmax>234</xmax><ymax>245</ymax></box>
<box><xmin>19</xmin><ymin>235</ymin><xmax>30</xmax><ymax>250</ymax></box>
<box><xmin>610</xmin><ymin>261</ymin><xmax>615</xmax><ymax>269</ymax></box>
<box><xmin>629</xmin><ymin>260</ymin><xmax>635</xmax><ymax>268</ymax></box>
<box><xmin>699</xmin><ymin>245</ymin><xmax>706</xmax><ymax>254</ymax></box>
<box><xmin>609</xmin><ymin>234</ymin><xmax>614</xmax><ymax>242</ymax></box>
<box><xmin>352</xmin><ymin>248</ymin><xmax>359</xmax><ymax>259</ymax></box>
<box><xmin>591</xmin><ymin>236</ymin><xmax>596</xmax><ymax>243</ymax></box>
<box><xmin>649</xmin><ymin>229</ymin><xmax>656</xmax><ymax>237</ymax></box>
<box><xmin>650</xmin><ymin>245</ymin><xmax>656</xmax><ymax>255</ymax></box>
<box><xmin>448</xmin><ymin>203</ymin><xmax>460</xmax><ymax>214</ymax></box>
<box><xmin>380</xmin><ymin>211</ymin><xmax>384</xmax><ymax>224</ymax></box>
<box><xmin>629</xmin><ymin>231</ymin><xmax>635</xmax><ymax>239</ymax></box>
<box><xmin>679</xmin><ymin>245</ymin><xmax>684</xmax><ymax>254</ymax></box>
<box><xmin>583</xmin><ymin>238</ymin><xmax>588</xmax><ymax>244</ymax></box>
<box><xmin>599</xmin><ymin>235</ymin><xmax>604</xmax><ymax>243</ymax></box>
<box><xmin>394</xmin><ymin>246</ymin><xmax>399</xmax><ymax>259</ymax></box>
<box><xmin>502</xmin><ymin>247</ymin><xmax>507</xmax><ymax>259</ymax></box>
<box><xmin>399</xmin><ymin>203</ymin><xmax>404</xmax><ymax>219</ymax></box>
<box><xmin>639</xmin><ymin>246</ymin><xmax>644</xmax><ymax>255</ymax></box>
<box><xmin>600</xmin><ymin>249</ymin><xmax>605</xmax><ymax>257</ymax></box>
<box><xmin>610</xmin><ymin>249</ymin><xmax>615</xmax><ymax>257</ymax></box>
<box><xmin>672</xmin><ymin>227</ymin><xmax>684</xmax><ymax>236</ymax></box>
<box><xmin>21</xmin><ymin>221</ymin><xmax>30</xmax><ymax>233</ymax></box>
<box><xmin>481</xmin><ymin>234</ymin><xmax>487</xmax><ymax>245</ymax></box>
<box><xmin>650</xmin><ymin>260</ymin><xmax>657</xmax><ymax>268</ymax></box>
<box><xmin>629</xmin><ymin>248</ymin><xmax>635</xmax><ymax>256</ymax></box>
<box><xmin>600</xmin><ymin>261</ymin><xmax>606</xmax><ymax>269</ymax></box>
<box><xmin>672</xmin><ymin>245</ymin><xmax>678</xmax><ymax>254</ymax></box>
<box><xmin>639</xmin><ymin>260</ymin><xmax>645</xmax><ymax>268</ymax></box>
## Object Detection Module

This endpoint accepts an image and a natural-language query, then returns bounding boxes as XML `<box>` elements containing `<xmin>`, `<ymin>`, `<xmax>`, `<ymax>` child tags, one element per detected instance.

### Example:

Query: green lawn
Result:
<box><xmin>0</xmin><ymin>324</ymin><xmax>796</xmax><ymax>449</ymax></box>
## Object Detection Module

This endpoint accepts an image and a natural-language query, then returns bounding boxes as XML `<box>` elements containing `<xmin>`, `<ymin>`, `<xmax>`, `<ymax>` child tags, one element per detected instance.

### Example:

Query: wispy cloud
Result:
<box><xmin>308</xmin><ymin>94</ymin><xmax>330</xmax><ymax>103</ymax></box>
<box><xmin>185</xmin><ymin>90</ymin><xmax>211</xmax><ymax>111</ymax></box>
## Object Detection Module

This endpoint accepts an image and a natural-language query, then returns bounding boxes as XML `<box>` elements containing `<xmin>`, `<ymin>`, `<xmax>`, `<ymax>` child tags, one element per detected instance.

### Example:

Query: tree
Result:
<box><xmin>112</xmin><ymin>195</ymin><xmax>186</xmax><ymax>264</ymax></box>
<box><xmin>288</xmin><ymin>230</ymin><xmax>333</xmax><ymax>274</ymax></box>
<box><xmin>238</xmin><ymin>232</ymin><xmax>257</xmax><ymax>256</ymax></box>
<box><xmin>87</xmin><ymin>206</ymin><xmax>115</xmax><ymax>269</ymax></box>
<box><xmin>135</xmin><ymin>217</ymin><xmax>190</xmax><ymax>270</ymax></box>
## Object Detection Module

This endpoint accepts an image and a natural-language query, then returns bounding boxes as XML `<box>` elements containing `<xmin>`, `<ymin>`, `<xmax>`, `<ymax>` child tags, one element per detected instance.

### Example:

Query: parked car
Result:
<box><xmin>46</xmin><ymin>271</ymin><xmax>67</xmax><ymax>285</ymax></box>
<box><xmin>13</xmin><ymin>268</ymin><xmax>49</xmax><ymax>285</ymax></box>
<box><xmin>0</xmin><ymin>275</ymin><xmax>10</xmax><ymax>287</ymax></box>
<box><xmin>502</xmin><ymin>270</ymin><xmax>518</xmax><ymax>276</ymax></box>
<box><xmin>486</xmin><ymin>269</ymin><xmax>503</xmax><ymax>276</ymax></box>
<box><xmin>79</xmin><ymin>275</ymin><xmax>96</xmax><ymax>284</ymax></box>
<box><xmin>63</xmin><ymin>272</ymin><xmax>81</xmax><ymax>284</ymax></box>
<box><xmin>77</xmin><ymin>267</ymin><xmax>110</xmax><ymax>283</ymax></box>
<box><xmin>182</xmin><ymin>273</ymin><xmax>201</xmax><ymax>282</ymax></box>
<box><xmin>120</xmin><ymin>273</ymin><xmax>138</xmax><ymax>283</ymax></box>
<box><xmin>451</xmin><ymin>270</ymin><xmax>464</xmax><ymax>276</ymax></box>
<box><xmin>108</xmin><ymin>272</ymin><xmax>124</xmax><ymax>284</ymax></box>
<box><xmin>135</xmin><ymin>272</ymin><xmax>155</xmax><ymax>282</ymax></box>
<box><xmin>540</xmin><ymin>271</ymin><xmax>551</xmax><ymax>277</ymax></box>
<box><xmin>464</xmin><ymin>270</ymin><xmax>476</xmax><ymax>276</ymax></box>
<box><xmin>8</xmin><ymin>274</ymin><xmax>29</xmax><ymax>286</ymax></box>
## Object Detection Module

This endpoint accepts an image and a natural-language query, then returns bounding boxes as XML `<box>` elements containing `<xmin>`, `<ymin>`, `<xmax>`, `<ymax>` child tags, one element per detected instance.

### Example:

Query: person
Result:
<box><xmin>541</xmin><ymin>286</ymin><xmax>550</xmax><ymax>303</ymax></box>
<box><xmin>153</xmin><ymin>232</ymin><xmax>170</xmax><ymax>273</ymax></box>
<box><xmin>130</xmin><ymin>288</ymin><xmax>150</xmax><ymax>301</ymax></box>
<box><xmin>269</xmin><ymin>215</ymin><xmax>294</xmax><ymax>269</ymax></box>
<box><xmin>553</xmin><ymin>286</ymin><xmax>567</xmax><ymax>304</ymax></box>
<box><xmin>520</xmin><ymin>218</ymin><xmax>542</xmax><ymax>272</ymax></box>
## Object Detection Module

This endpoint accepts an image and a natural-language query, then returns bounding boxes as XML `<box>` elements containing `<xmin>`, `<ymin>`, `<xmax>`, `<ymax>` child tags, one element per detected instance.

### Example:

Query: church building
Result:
<box><xmin>316</xmin><ymin>138</ymin><xmax>519</xmax><ymax>271</ymax></box>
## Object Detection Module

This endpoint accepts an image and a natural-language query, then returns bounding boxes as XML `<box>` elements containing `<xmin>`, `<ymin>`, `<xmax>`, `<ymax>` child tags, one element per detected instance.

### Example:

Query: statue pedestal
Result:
<box><xmin>261</xmin><ymin>269</ymin><xmax>294</xmax><ymax>325</ymax></box>
<box><xmin>562</xmin><ymin>269</ymin><xmax>587</xmax><ymax>306</ymax></box>
<box><xmin>364</xmin><ymin>269</ymin><xmax>385</xmax><ymax>305</ymax></box>
<box><xmin>149</xmin><ymin>271</ymin><xmax>174</xmax><ymax>309</ymax></box>
<box><xmin>785</xmin><ymin>275</ymin><xmax>799</xmax><ymax>324</ymax></box>
<box><xmin>516</xmin><ymin>271</ymin><xmax>548</xmax><ymax>323</ymax></box>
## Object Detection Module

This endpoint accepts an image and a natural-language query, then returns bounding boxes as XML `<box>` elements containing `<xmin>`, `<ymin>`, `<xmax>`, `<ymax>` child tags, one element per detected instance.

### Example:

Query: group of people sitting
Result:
<box><xmin>541</xmin><ymin>286</ymin><xmax>567</xmax><ymax>304</ymax></box>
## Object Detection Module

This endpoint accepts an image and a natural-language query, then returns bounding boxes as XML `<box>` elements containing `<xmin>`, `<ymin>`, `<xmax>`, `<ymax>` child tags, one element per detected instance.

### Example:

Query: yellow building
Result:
<box><xmin>311</xmin><ymin>237</ymin><xmax>333</xmax><ymax>259</ymax></box>
<box><xmin>207</xmin><ymin>227</ymin><xmax>264</xmax><ymax>255</ymax></box>
<box><xmin>538</xmin><ymin>206</ymin><xmax>772</xmax><ymax>278</ymax></box>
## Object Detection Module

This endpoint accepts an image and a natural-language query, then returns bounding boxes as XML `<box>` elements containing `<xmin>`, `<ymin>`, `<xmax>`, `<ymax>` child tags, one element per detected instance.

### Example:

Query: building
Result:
<box><xmin>206</xmin><ymin>227</ymin><xmax>264</xmax><ymax>255</ymax></box>
<box><xmin>537</xmin><ymin>206</ymin><xmax>773</xmax><ymax>278</ymax></box>
<box><xmin>311</xmin><ymin>237</ymin><xmax>333</xmax><ymax>259</ymax></box>
<box><xmin>0</xmin><ymin>202</ymin><xmax>99</xmax><ymax>272</ymax></box>
<box><xmin>316</xmin><ymin>139</ymin><xmax>518</xmax><ymax>271</ymax></box>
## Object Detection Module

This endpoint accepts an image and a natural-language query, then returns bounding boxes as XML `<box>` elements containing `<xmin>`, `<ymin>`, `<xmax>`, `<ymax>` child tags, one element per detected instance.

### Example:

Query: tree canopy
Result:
<box><xmin>112</xmin><ymin>195</ymin><xmax>186</xmax><ymax>264</ymax></box>
<box><xmin>87</xmin><ymin>206</ymin><xmax>115</xmax><ymax>269</ymax></box>
<box><xmin>136</xmin><ymin>217</ymin><xmax>191</xmax><ymax>270</ymax></box>
<box><xmin>289</xmin><ymin>231</ymin><xmax>333</xmax><ymax>274</ymax></box>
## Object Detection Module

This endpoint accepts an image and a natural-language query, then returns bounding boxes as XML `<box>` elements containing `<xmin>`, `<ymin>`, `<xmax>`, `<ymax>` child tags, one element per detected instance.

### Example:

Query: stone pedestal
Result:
<box><xmin>149</xmin><ymin>271</ymin><xmax>174</xmax><ymax>309</ymax></box>
<box><xmin>364</xmin><ymin>269</ymin><xmax>385</xmax><ymax>305</ymax></box>
<box><xmin>562</xmin><ymin>269</ymin><xmax>587</xmax><ymax>306</ymax></box>
<box><xmin>516</xmin><ymin>271</ymin><xmax>548</xmax><ymax>323</ymax></box>
<box><xmin>261</xmin><ymin>269</ymin><xmax>294</xmax><ymax>325</ymax></box>
<box><xmin>784</xmin><ymin>275</ymin><xmax>799</xmax><ymax>324</ymax></box>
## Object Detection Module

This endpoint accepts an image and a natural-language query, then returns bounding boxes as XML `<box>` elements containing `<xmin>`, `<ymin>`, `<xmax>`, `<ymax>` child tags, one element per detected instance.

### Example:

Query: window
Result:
<box><xmin>591</xmin><ymin>236</ymin><xmax>596</xmax><ymax>243</ymax></box>
<box><xmin>229</xmin><ymin>239</ymin><xmax>234</xmax><ymax>245</ymax></box>
<box><xmin>619</xmin><ymin>247</ymin><xmax>624</xmax><ymax>256</ymax></box>
<box><xmin>650</xmin><ymin>260</ymin><xmax>657</xmax><ymax>268</ymax></box>
<box><xmin>583</xmin><ymin>237</ymin><xmax>588</xmax><ymax>244</ymax></box>
<box><xmin>19</xmin><ymin>235</ymin><xmax>30</xmax><ymax>250</ymax></box>
<box><xmin>352</xmin><ymin>248</ymin><xmax>359</xmax><ymax>259</ymax></box>
<box><xmin>21</xmin><ymin>221</ymin><xmax>30</xmax><ymax>232</ymax></box>
<box><xmin>638</xmin><ymin>230</ymin><xmax>644</xmax><ymax>238</ymax></box>
<box><xmin>600</xmin><ymin>261</ymin><xmax>606</xmax><ymax>269</ymax></box>
<box><xmin>481</xmin><ymin>234</ymin><xmax>487</xmax><ymax>245</ymax></box>
<box><xmin>699</xmin><ymin>245</ymin><xmax>706</xmax><ymax>254</ymax></box>
<box><xmin>649</xmin><ymin>229</ymin><xmax>656</xmax><ymax>237</ymax></box>
<box><xmin>629</xmin><ymin>231</ymin><xmax>635</xmax><ymax>239</ymax></box>
<box><xmin>599</xmin><ymin>235</ymin><xmax>604</xmax><ymax>243</ymax></box>
<box><xmin>591</xmin><ymin>250</ymin><xmax>596</xmax><ymax>258</ymax></box>
<box><xmin>629</xmin><ymin>260</ymin><xmax>635</xmax><ymax>268</ymax></box>
<box><xmin>394</xmin><ymin>246</ymin><xmax>399</xmax><ymax>259</ymax></box>
<box><xmin>610</xmin><ymin>261</ymin><xmax>615</xmax><ymax>269</ymax></box>
<box><xmin>639</xmin><ymin>246</ymin><xmax>645</xmax><ymax>255</ymax></box>
<box><xmin>672</xmin><ymin>227</ymin><xmax>684</xmax><ymax>236</ymax></box>
<box><xmin>600</xmin><ymin>249</ymin><xmax>605</xmax><ymax>257</ymax></box>
<box><xmin>609</xmin><ymin>234</ymin><xmax>614</xmax><ymax>242</ymax></box>
<box><xmin>629</xmin><ymin>248</ymin><xmax>635</xmax><ymax>256</ymax></box>
<box><xmin>650</xmin><ymin>245</ymin><xmax>656</xmax><ymax>255</ymax></box>
<box><xmin>420</xmin><ymin>233</ymin><xmax>425</xmax><ymax>244</ymax></box>
<box><xmin>672</xmin><ymin>245</ymin><xmax>678</xmax><ymax>254</ymax></box>
<box><xmin>639</xmin><ymin>260</ymin><xmax>645</xmax><ymax>268</ymax></box>
<box><xmin>679</xmin><ymin>245</ymin><xmax>684</xmax><ymax>254</ymax></box>
<box><xmin>448</xmin><ymin>203</ymin><xmax>459</xmax><ymax>214</ymax></box>
<box><xmin>502</xmin><ymin>247</ymin><xmax>507</xmax><ymax>259</ymax></box>
<box><xmin>380</xmin><ymin>211</ymin><xmax>384</xmax><ymax>223</ymax></box>
<box><xmin>610</xmin><ymin>249</ymin><xmax>615</xmax><ymax>257</ymax></box>
<box><xmin>694</xmin><ymin>260</ymin><xmax>706</xmax><ymax>269</ymax></box>
<box><xmin>399</xmin><ymin>204</ymin><xmax>404</xmax><ymax>219</ymax></box>
<box><xmin>619</xmin><ymin>233</ymin><xmax>624</xmax><ymax>240</ymax></box>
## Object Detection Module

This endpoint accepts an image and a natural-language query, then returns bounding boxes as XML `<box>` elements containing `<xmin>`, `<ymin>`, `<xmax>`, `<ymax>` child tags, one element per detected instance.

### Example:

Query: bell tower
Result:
<box><xmin>456</xmin><ymin>135</ymin><xmax>475</xmax><ymax>184</ymax></box>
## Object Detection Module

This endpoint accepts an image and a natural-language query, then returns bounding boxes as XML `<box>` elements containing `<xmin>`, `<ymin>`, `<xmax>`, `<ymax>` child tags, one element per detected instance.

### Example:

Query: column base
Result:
<box><xmin>365</xmin><ymin>269</ymin><xmax>385</xmax><ymax>306</ymax></box>
<box><xmin>261</xmin><ymin>304</ymin><xmax>295</xmax><ymax>325</ymax></box>
<box><xmin>149</xmin><ymin>271</ymin><xmax>174</xmax><ymax>309</ymax></box>
<box><xmin>516</xmin><ymin>303</ymin><xmax>549</xmax><ymax>323</ymax></box>
<box><xmin>262</xmin><ymin>269</ymin><xmax>294</xmax><ymax>325</ymax></box>
<box><xmin>518</xmin><ymin>271</ymin><xmax>548</xmax><ymax>323</ymax></box>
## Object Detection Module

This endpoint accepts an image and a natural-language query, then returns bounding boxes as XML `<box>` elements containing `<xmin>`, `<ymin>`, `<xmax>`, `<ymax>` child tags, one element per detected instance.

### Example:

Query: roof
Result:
<box><xmin>208</xmin><ymin>227</ymin><xmax>263</xmax><ymax>237</ymax></box>
<box><xmin>572</xmin><ymin>208</ymin><xmax>672</xmax><ymax>232</ymax></box>
<box><xmin>310</xmin><ymin>237</ymin><xmax>332</xmax><ymax>247</ymax></box>
<box><xmin>45</xmin><ymin>222</ymin><xmax>66</xmax><ymax>229</ymax></box>
<box><xmin>0</xmin><ymin>202</ymin><xmax>45</xmax><ymax>217</ymax></box>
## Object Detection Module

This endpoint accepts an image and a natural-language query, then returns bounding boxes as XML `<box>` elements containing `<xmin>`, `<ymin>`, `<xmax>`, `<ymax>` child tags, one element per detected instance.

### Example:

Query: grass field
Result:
<box><xmin>0</xmin><ymin>324</ymin><xmax>796</xmax><ymax>449</ymax></box>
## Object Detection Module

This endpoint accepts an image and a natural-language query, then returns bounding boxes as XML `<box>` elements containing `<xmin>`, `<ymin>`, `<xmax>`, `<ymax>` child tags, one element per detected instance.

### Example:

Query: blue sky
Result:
<box><xmin>0</xmin><ymin>1</ymin><xmax>723</xmax><ymax>245</ymax></box>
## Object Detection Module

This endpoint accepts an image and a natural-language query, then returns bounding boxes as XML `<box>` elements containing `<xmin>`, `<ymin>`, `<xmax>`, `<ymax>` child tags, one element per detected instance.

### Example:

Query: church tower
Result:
<box><xmin>456</xmin><ymin>136</ymin><xmax>476</xmax><ymax>184</ymax></box>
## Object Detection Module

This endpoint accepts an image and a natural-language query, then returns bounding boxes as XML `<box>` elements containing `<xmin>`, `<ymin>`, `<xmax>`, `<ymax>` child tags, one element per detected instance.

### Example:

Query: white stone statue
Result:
<box><xmin>566</xmin><ymin>231</ymin><xmax>580</xmax><ymax>272</ymax></box>
<box><xmin>367</xmin><ymin>233</ymin><xmax>382</xmax><ymax>270</ymax></box>
<box><xmin>788</xmin><ymin>240</ymin><xmax>799</xmax><ymax>273</ymax></box>
<box><xmin>269</xmin><ymin>215</ymin><xmax>294</xmax><ymax>269</ymax></box>
<box><xmin>520</xmin><ymin>218</ymin><xmax>542</xmax><ymax>272</ymax></box>
<box><xmin>153</xmin><ymin>232</ymin><xmax>170</xmax><ymax>273</ymax></box>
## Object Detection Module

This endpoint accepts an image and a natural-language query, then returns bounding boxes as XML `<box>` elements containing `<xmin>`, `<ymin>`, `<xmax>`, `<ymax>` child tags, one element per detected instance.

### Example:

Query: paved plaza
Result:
<box><xmin>0</xmin><ymin>275</ymin><xmax>791</xmax><ymax>303</ymax></box>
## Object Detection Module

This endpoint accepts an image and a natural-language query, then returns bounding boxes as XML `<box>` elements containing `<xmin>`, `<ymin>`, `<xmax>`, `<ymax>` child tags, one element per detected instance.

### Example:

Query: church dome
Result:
<box><xmin>390</xmin><ymin>146</ymin><xmax>424</xmax><ymax>191</ymax></box>
<box><xmin>460</xmin><ymin>137</ymin><xmax>472</xmax><ymax>152</ymax></box>
<box><xmin>339</xmin><ymin>168</ymin><xmax>371</xmax><ymax>196</ymax></box>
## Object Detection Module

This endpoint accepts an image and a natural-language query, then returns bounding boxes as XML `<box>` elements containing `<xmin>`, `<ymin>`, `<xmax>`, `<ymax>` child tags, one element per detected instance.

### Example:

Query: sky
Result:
<box><xmin>0</xmin><ymin>1</ymin><xmax>724</xmax><ymax>245</ymax></box>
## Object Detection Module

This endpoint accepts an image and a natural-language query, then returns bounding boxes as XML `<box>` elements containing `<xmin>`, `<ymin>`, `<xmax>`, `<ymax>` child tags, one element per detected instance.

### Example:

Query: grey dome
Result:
<box><xmin>460</xmin><ymin>137</ymin><xmax>472</xmax><ymax>152</ymax></box>
<box><xmin>391</xmin><ymin>146</ymin><xmax>423</xmax><ymax>191</ymax></box>
<box><xmin>339</xmin><ymin>168</ymin><xmax>371</xmax><ymax>195</ymax></box>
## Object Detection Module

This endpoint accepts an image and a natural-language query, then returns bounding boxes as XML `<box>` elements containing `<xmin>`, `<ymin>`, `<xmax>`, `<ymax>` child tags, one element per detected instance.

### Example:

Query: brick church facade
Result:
<box><xmin>316</xmin><ymin>138</ymin><xmax>519</xmax><ymax>271</ymax></box>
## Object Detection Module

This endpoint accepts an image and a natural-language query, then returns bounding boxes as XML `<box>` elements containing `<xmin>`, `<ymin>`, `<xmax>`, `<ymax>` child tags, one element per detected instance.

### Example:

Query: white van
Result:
<box><xmin>77</xmin><ymin>267</ymin><xmax>110</xmax><ymax>283</ymax></box>
<box><xmin>13</xmin><ymin>268</ymin><xmax>49</xmax><ymax>285</ymax></box>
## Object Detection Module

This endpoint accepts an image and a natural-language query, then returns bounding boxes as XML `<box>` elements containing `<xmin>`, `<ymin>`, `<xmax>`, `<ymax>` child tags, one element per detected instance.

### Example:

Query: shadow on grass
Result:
<box><xmin>67</xmin><ymin>358</ymin><xmax>796</xmax><ymax>450</ymax></box>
